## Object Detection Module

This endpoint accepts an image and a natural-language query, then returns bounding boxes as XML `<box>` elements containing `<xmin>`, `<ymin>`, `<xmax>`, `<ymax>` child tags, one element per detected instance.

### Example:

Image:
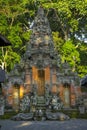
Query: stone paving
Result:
<box><xmin>0</xmin><ymin>119</ymin><xmax>87</xmax><ymax>130</ymax></box>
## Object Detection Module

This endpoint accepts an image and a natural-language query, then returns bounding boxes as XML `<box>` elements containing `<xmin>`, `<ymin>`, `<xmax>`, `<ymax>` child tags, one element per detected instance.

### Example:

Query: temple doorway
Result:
<box><xmin>63</xmin><ymin>83</ymin><xmax>70</xmax><ymax>108</ymax></box>
<box><xmin>37</xmin><ymin>69</ymin><xmax>45</xmax><ymax>96</ymax></box>
<box><xmin>32</xmin><ymin>67</ymin><xmax>45</xmax><ymax>96</ymax></box>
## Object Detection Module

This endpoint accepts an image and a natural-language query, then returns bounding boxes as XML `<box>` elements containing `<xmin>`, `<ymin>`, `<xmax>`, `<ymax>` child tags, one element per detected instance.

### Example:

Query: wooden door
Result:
<box><xmin>37</xmin><ymin>69</ymin><xmax>45</xmax><ymax>96</ymax></box>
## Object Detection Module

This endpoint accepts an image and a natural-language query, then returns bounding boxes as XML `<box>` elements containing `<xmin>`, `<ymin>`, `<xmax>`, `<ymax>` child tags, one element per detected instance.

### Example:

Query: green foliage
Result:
<box><xmin>0</xmin><ymin>0</ymin><xmax>34</xmax><ymax>71</ymax></box>
<box><xmin>42</xmin><ymin>0</ymin><xmax>87</xmax><ymax>76</ymax></box>
<box><xmin>61</xmin><ymin>40</ymin><xmax>80</xmax><ymax>71</ymax></box>
<box><xmin>42</xmin><ymin>0</ymin><xmax>87</xmax><ymax>38</ymax></box>
<box><xmin>0</xmin><ymin>47</ymin><xmax>20</xmax><ymax>71</ymax></box>
<box><xmin>0</xmin><ymin>111</ymin><xmax>18</xmax><ymax>119</ymax></box>
<box><xmin>77</xmin><ymin>43</ymin><xmax>87</xmax><ymax>77</ymax></box>
<box><xmin>6</xmin><ymin>48</ymin><xmax>21</xmax><ymax>71</ymax></box>
<box><xmin>53</xmin><ymin>32</ymin><xmax>64</xmax><ymax>52</ymax></box>
<box><xmin>59</xmin><ymin>109</ymin><xmax>87</xmax><ymax>119</ymax></box>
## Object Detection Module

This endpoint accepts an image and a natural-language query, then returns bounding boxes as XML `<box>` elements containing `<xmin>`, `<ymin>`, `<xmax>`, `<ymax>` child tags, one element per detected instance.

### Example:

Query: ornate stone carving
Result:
<box><xmin>5</xmin><ymin>7</ymin><xmax>81</xmax><ymax>121</ymax></box>
<box><xmin>20</xmin><ymin>94</ymin><xmax>30</xmax><ymax>112</ymax></box>
<box><xmin>50</xmin><ymin>94</ymin><xmax>63</xmax><ymax>110</ymax></box>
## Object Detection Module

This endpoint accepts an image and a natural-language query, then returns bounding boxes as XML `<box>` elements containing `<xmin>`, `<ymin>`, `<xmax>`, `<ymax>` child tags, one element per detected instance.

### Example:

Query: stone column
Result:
<box><xmin>24</xmin><ymin>63</ymin><xmax>32</xmax><ymax>93</ymax></box>
<box><xmin>51</xmin><ymin>67</ymin><xmax>57</xmax><ymax>93</ymax></box>
<box><xmin>50</xmin><ymin>67</ymin><xmax>53</xmax><ymax>89</ymax></box>
<box><xmin>0</xmin><ymin>84</ymin><xmax>5</xmax><ymax>115</ymax></box>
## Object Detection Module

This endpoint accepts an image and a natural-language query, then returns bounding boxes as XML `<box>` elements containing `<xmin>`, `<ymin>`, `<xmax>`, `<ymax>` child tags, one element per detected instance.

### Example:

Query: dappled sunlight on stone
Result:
<box><xmin>16</xmin><ymin>122</ymin><xmax>32</xmax><ymax>128</ymax></box>
<box><xmin>2</xmin><ymin>7</ymin><xmax>82</xmax><ymax>121</ymax></box>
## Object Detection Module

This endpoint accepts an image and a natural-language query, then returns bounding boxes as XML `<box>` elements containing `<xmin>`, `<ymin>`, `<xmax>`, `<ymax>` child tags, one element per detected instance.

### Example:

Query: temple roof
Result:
<box><xmin>81</xmin><ymin>75</ymin><xmax>87</xmax><ymax>87</ymax></box>
<box><xmin>0</xmin><ymin>34</ymin><xmax>11</xmax><ymax>47</ymax></box>
<box><xmin>27</xmin><ymin>7</ymin><xmax>54</xmax><ymax>50</ymax></box>
<box><xmin>0</xmin><ymin>68</ymin><xmax>6</xmax><ymax>82</ymax></box>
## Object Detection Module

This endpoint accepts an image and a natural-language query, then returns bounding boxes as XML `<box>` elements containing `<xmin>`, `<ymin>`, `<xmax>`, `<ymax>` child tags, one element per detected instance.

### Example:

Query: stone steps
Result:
<box><xmin>36</xmin><ymin>96</ymin><xmax>46</xmax><ymax>110</ymax></box>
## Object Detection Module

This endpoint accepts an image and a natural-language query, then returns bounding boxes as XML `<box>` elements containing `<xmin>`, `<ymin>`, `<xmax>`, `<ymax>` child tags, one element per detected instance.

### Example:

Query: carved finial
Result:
<box><xmin>37</xmin><ymin>6</ymin><xmax>44</xmax><ymax>16</ymax></box>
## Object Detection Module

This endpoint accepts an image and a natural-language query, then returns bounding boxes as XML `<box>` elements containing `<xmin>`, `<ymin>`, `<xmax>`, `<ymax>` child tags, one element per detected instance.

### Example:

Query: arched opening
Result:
<box><xmin>13</xmin><ymin>83</ymin><xmax>24</xmax><ymax>111</ymax></box>
<box><xmin>13</xmin><ymin>83</ymin><xmax>20</xmax><ymax>111</ymax></box>
<box><xmin>63</xmin><ymin>83</ymin><xmax>70</xmax><ymax>108</ymax></box>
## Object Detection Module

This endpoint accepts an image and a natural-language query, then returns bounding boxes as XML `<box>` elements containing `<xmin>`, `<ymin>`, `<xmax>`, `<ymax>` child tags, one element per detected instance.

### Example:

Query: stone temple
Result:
<box><xmin>3</xmin><ymin>7</ymin><xmax>81</xmax><ymax>118</ymax></box>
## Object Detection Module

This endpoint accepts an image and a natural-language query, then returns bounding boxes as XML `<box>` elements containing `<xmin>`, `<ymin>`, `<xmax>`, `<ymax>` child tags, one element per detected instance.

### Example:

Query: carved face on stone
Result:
<box><xmin>36</xmin><ymin>38</ymin><xmax>42</xmax><ymax>44</ymax></box>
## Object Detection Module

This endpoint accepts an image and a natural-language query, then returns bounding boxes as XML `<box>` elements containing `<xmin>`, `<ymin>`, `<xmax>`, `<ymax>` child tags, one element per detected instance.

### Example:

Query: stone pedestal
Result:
<box><xmin>0</xmin><ymin>96</ymin><xmax>4</xmax><ymax>115</ymax></box>
<box><xmin>79</xmin><ymin>106</ymin><xmax>85</xmax><ymax>114</ymax></box>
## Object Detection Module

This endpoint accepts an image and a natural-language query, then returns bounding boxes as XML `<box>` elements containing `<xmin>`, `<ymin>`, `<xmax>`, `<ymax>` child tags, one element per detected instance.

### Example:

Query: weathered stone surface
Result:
<box><xmin>4</xmin><ymin>7</ymin><xmax>81</xmax><ymax>118</ymax></box>
<box><xmin>11</xmin><ymin>113</ymin><xmax>34</xmax><ymax>121</ymax></box>
<box><xmin>46</xmin><ymin>111</ymin><xmax>70</xmax><ymax>120</ymax></box>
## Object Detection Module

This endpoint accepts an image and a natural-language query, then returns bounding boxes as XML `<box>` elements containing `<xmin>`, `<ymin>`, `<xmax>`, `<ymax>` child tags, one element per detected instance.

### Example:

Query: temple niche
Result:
<box><xmin>4</xmin><ymin>7</ymin><xmax>81</xmax><ymax>112</ymax></box>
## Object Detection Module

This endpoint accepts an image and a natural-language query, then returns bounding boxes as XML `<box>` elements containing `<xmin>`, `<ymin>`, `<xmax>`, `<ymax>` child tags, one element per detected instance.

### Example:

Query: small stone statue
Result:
<box><xmin>45</xmin><ymin>83</ymin><xmax>50</xmax><ymax>106</ymax></box>
<box><xmin>20</xmin><ymin>94</ymin><xmax>30</xmax><ymax>112</ymax></box>
<box><xmin>31</xmin><ymin>95</ymin><xmax>37</xmax><ymax>106</ymax></box>
<box><xmin>0</xmin><ymin>96</ymin><xmax>5</xmax><ymax>106</ymax></box>
<box><xmin>50</xmin><ymin>94</ymin><xmax>63</xmax><ymax>110</ymax></box>
<box><xmin>32</xmin><ymin>83</ymin><xmax>37</xmax><ymax>94</ymax></box>
<box><xmin>38</xmin><ymin>109</ymin><xmax>43</xmax><ymax>117</ymax></box>
<box><xmin>31</xmin><ymin>83</ymin><xmax>37</xmax><ymax>106</ymax></box>
<box><xmin>45</xmin><ymin>83</ymin><xmax>50</xmax><ymax>96</ymax></box>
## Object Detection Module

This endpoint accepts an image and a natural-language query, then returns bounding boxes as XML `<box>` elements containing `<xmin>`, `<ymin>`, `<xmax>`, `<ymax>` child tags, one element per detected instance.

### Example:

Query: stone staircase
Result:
<box><xmin>36</xmin><ymin>96</ymin><xmax>46</xmax><ymax>110</ymax></box>
<box><xmin>33</xmin><ymin>96</ymin><xmax>46</xmax><ymax>120</ymax></box>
